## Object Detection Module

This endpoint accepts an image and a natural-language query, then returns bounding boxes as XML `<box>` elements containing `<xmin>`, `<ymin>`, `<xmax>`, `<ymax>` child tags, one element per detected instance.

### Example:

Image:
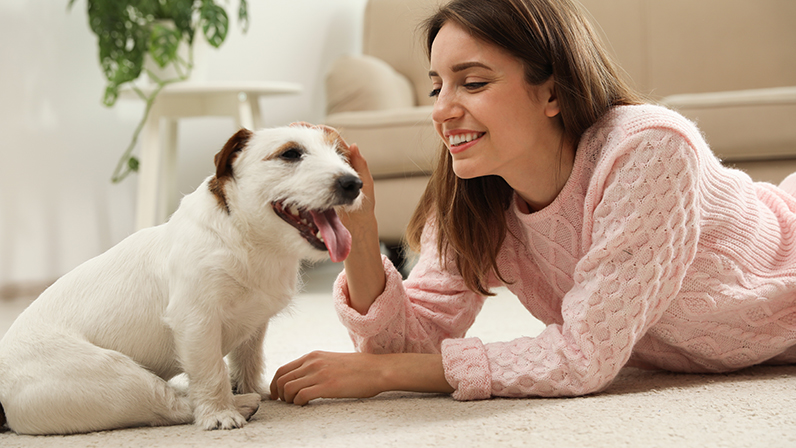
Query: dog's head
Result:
<box><xmin>209</xmin><ymin>125</ymin><xmax>362</xmax><ymax>263</ymax></box>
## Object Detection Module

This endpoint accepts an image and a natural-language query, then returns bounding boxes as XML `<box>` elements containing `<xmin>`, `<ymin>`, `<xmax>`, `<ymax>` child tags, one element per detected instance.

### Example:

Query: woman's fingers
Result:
<box><xmin>340</xmin><ymin>143</ymin><xmax>376</xmax><ymax>227</ymax></box>
<box><xmin>269</xmin><ymin>353</ymin><xmax>310</xmax><ymax>400</ymax></box>
<box><xmin>346</xmin><ymin>144</ymin><xmax>373</xmax><ymax>189</ymax></box>
<box><xmin>269</xmin><ymin>352</ymin><xmax>385</xmax><ymax>405</ymax></box>
<box><xmin>280</xmin><ymin>372</ymin><xmax>317</xmax><ymax>404</ymax></box>
<box><xmin>270</xmin><ymin>351</ymin><xmax>331</xmax><ymax>404</ymax></box>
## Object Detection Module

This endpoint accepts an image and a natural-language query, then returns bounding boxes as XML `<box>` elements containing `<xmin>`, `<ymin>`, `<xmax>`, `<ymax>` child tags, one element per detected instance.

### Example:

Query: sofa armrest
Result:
<box><xmin>662</xmin><ymin>86</ymin><xmax>796</xmax><ymax>109</ymax></box>
<box><xmin>326</xmin><ymin>54</ymin><xmax>416</xmax><ymax>115</ymax></box>
<box><xmin>661</xmin><ymin>86</ymin><xmax>796</xmax><ymax>162</ymax></box>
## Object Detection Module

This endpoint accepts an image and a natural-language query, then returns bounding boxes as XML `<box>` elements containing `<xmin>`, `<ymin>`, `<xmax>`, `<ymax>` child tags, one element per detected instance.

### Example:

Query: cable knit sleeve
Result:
<box><xmin>442</xmin><ymin>123</ymin><xmax>702</xmax><ymax>399</ymax></box>
<box><xmin>333</xmin><ymin>224</ymin><xmax>488</xmax><ymax>355</ymax></box>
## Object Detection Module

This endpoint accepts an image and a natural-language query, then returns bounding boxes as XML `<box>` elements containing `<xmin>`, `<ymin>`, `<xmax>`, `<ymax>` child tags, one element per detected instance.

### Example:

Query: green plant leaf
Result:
<box><xmin>158</xmin><ymin>0</ymin><xmax>195</xmax><ymax>43</ymax></box>
<box><xmin>87</xmin><ymin>1</ymin><xmax>150</xmax><ymax>106</ymax></box>
<box><xmin>103</xmin><ymin>84</ymin><xmax>119</xmax><ymax>107</ymax></box>
<box><xmin>148</xmin><ymin>23</ymin><xmax>181</xmax><ymax>67</ymax></box>
<box><xmin>238</xmin><ymin>0</ymin><xmax>249</xmax><ymax>33</ymax></box>
<box><xmin>200</xmin><ymin>2</ymin><xmax>229</xmax><ymax>48</ymax></box>
<box><xmin>128</xmin><ymin>156</ymin><xmax>140</xmax><ymax>172</ymax></box>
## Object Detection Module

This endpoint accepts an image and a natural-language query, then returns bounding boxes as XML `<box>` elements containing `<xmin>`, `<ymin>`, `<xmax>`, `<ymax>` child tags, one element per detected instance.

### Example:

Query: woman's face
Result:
<box><xmin>429</xmin><ymin>22</ymin><xmax>570</xmax><ymax>206</ymax></box>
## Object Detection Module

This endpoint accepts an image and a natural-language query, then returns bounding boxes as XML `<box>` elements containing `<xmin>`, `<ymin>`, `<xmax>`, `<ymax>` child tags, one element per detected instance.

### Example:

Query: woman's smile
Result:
<box><xmin>446</xmin><ymin>131</ymin><xmax>486</xmax><ymax>154</ymax></box>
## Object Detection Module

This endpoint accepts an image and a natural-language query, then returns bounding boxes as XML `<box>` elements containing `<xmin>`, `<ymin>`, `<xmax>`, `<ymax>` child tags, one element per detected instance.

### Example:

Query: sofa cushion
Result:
<box><xmin>326</xmin><ymin>54</ymin><xmax>416</xmax><ymax>115</ymax></box>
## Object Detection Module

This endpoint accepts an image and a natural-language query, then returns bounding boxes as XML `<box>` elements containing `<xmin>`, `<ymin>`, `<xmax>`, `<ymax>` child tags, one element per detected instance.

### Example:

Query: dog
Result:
<box><xmin>0</xmin><ymin>124</ymin><xmax>362</xmax><ymax>434</ymax></box>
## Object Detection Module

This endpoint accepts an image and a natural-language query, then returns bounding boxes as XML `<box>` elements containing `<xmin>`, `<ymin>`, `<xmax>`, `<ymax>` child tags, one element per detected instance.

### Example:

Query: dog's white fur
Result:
<box><xmin>0</xmin><ymin>125</ymin><xmax>360</xmax><ymax>434</ymax></box>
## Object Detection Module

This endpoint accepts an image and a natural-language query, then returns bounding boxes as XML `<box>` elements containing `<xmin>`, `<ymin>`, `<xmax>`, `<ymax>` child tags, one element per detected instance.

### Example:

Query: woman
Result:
<box><xmin>271</xmin><ymin>0</ymin><xmax>796</xmax><ymax>404</ymax></box>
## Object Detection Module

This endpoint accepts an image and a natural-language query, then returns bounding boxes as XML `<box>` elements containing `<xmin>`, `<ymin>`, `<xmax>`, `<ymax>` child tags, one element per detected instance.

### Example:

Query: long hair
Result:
<box><xmin>406</xmin><ymin>0</ymin><xmax>645</xmax><ymax>295</ymax></box>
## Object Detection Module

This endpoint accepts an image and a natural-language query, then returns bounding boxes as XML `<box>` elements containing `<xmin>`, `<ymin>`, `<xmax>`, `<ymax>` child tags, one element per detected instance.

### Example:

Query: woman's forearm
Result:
<box><xmin>380</xmin><ymin>353</ymin><xmax>454</xmax><ymax>394</ymax></box>
<box><xmin>343</xmin><ymin>214</ymin><xmax>386</xmax><ymax>315</ymax></box>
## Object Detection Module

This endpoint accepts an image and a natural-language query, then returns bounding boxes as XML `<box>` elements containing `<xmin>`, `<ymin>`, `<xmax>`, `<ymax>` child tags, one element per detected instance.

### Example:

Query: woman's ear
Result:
<box><xmin>541</xmin><ymin>77</ymin><xmax>561</xmax><ymax>118</ymax></box>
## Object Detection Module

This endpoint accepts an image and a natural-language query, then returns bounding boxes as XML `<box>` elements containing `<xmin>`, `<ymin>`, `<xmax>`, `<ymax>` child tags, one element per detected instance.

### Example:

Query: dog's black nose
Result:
<box><xmin>337</xmin><ymin>174</ymin><xmax>363</xmax><ymax>201</ymax></box>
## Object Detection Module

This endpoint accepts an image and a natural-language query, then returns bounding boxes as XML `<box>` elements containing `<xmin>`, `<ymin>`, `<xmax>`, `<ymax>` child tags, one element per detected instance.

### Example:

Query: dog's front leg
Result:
<box><xmin>228</xmin><ymin>323</ymin><xmax>269</xmax><ymax>399</ymax></box>
<box><xmin>169</xmin><ymin>310</ymin><xmax>260</xmax><ymax>430</ymax></box>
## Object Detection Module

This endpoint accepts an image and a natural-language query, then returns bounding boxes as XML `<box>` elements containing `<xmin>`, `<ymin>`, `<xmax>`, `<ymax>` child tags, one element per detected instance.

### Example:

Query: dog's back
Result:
<box><xmin>0</xmin><ymin>224</ymin><xmax>182</xmax><ymax>376</ymax></box>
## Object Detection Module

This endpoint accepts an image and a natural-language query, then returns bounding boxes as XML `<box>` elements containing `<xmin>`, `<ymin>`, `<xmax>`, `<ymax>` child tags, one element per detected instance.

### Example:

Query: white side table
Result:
<box><xmin>120</xmin><ymin>81</ymin><xmax>302</xmax><ymax>230</ymax></box>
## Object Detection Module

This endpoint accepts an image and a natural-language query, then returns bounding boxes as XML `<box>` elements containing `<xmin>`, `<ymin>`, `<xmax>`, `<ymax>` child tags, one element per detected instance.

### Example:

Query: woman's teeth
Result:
<box><xmin>449</xmin><ymin>132</ymin><xmax>483</xmax><ymax>147</ymax></box>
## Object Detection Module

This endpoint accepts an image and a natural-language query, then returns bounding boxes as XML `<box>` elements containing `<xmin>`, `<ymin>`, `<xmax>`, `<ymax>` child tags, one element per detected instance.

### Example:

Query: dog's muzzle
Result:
<box><xmin>337</xmin><ymin>174</ymin><xmax>363</xmax><ymax>203</ymax></box>
<box><xmin>272</xmin><ymin>174</ymin><xmax>362</xmax><ymax>263</ymax></box>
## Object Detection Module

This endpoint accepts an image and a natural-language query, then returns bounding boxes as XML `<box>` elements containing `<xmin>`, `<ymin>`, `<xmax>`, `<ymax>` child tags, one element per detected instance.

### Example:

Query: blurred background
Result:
<box><xmin>0</xmin><ymin>0</ymin><xmax>368</xmax><ymax>296</ymax></box>
<box><xmin>2</xmin><ymin>0</ymin><xmax>796</xmax><ymax>301</ymax></box>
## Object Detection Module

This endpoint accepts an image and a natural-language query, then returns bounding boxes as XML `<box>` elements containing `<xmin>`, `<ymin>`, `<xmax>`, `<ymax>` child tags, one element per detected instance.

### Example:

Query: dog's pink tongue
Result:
<box><xmin>309</xmin><ymin>209</ymin><xmax>352</xmax><ymax>263</ymax></box>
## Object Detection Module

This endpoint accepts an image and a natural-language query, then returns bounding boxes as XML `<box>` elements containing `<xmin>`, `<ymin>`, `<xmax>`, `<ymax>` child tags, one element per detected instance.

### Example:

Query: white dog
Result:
<box><xmin>0</xmin><ymin>124</ymin><xmax>362</xmax><ymax>435</ymax></box>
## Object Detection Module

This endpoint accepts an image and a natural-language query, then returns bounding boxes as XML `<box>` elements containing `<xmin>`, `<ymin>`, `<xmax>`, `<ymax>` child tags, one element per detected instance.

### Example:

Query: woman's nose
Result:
<box><xmin>431</xmin><ymin>88</ymin><xmax>462</xmax><ymax>124</ymax></box>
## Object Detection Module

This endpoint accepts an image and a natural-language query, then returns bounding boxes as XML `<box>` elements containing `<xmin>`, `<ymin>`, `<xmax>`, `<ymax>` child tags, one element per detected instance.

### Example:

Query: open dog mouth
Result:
<box><xmin>272</xmin><ymin>201</ymin><xmax>352</xmax><ymax>263</ymax></box>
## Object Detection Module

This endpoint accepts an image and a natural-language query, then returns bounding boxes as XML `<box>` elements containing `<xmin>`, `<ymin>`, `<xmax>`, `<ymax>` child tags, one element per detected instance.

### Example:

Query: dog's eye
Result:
<box><xmin>279</xmin><ymin>147</ymin><xmax>303</xmax><ymax>161</ymax></box>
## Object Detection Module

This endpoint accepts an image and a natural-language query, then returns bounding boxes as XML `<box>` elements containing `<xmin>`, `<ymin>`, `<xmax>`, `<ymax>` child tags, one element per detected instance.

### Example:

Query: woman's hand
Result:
<box><xmin>269</xmin><ymin>351</ymin><xmax>454</xmax><ymax>405</ymax></box>
<box><xmin>270</xmin><ymin>351</ymin><xmax>385</xmax><ymax>405</ymax></box>
<box><xmin>337</xmin><ymin>142</ymin><xmax>386</xmax><ymax>314</ymax></box>
<box><xmin>339</xmin><ymin>142</ymin><xmax>377</xmax><ymax>230</ymax></box>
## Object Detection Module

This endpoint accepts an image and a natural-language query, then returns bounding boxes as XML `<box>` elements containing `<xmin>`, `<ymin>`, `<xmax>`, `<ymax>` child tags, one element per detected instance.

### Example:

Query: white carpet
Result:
<box><xmin>2</xmin><ymin>262</ymin><xmax>796</xmax><ymax>447</ymax></box>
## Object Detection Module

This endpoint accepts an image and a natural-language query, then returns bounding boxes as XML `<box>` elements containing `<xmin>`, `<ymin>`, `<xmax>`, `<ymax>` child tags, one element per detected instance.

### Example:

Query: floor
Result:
<box><xmin>3</xmin><ymin>263</ymin><xmax>796</xmax><ymax>447</ymax></box>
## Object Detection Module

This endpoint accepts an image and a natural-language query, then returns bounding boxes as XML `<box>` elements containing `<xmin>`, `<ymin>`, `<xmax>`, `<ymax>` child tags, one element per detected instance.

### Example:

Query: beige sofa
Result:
<box><xmin>582</xmin><ymin>0</ymin><xmax>796</xmax><ymax>182</ymax></box>
<box><xmin>325</xmin><ymin>0</ymin><xmax>796</xmax><ymax>249</ymax></box>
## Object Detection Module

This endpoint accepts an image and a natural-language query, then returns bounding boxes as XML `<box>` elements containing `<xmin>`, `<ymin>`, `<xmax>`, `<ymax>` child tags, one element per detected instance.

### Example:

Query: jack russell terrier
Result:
<box><xmin>0</xmin><ymin>124</ymin><xmax>362</xmax><ymax>434</ymax></box>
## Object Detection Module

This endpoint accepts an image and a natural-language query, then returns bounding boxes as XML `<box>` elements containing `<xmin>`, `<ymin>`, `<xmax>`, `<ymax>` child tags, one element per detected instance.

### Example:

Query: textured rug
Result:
<box><xmin>2</xmin><ymin>263</ymin><xmax>795</xmax><ymax>447</ymax></box>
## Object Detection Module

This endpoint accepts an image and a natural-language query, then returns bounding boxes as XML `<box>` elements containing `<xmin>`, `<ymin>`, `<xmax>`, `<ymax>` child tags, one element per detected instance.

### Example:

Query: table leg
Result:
<box><xmin>160</xmin><ymin>118</ymin><xmax>179</xmax><ymax>222</ymax></box>
<box><xmin>135</xmin><ymin>111</ymin><xmax>163</xmax><ymax>230</ymax></box>
<box><xmin>250</xmin><ymin>95</ymin><xmax>263</xmax><ymax>129</ymax></box>
<box><xmin>236</xmin><ymin>92</ymin><xmax>255</xmax><ymax>130</ymax></box>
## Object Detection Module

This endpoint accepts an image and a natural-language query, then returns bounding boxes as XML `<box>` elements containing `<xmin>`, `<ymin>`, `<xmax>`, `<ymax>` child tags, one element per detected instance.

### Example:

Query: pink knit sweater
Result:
<box><xmin>333</xmin><ymin>104</ymin><xmax>796</xmax><ymax>400</ymax></box>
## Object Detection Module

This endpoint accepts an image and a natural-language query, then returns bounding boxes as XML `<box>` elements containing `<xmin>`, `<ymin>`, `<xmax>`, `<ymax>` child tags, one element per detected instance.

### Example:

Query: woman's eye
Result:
<box><xmin>464</xmin><ymin>82</ymin><xmax>488</xmax><ymax>90</ymax></box>
<box><xmin>280</xmin><ymin>148</ymin><xmax>303</xmax><ymax>161</ymax></box>
<box><xmin>429</xmin><ymin>82</ymin><xmax>487</xmax><ymax>98</ymax></box>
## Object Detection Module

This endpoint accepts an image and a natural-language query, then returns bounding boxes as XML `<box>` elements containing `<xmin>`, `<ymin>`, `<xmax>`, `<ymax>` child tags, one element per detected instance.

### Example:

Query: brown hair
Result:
<box><xmin>406</xmin><ymin>0</ymin><xmax>644</xmax><ymax>295</ymax></box>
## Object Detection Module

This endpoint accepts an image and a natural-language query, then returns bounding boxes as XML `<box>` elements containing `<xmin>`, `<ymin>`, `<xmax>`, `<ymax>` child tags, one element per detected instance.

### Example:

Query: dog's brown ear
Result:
<box><xmin>210</xmin><ymin>128</ymin><xmax>252</xmax><ymax>214</ymax></box>
<box><xmin>214</xmin><ymin>128</ymin><xmax>253</xmax><ymax>179</ymax></box>
<box><xmin>318</xmin><ymin>125</ymin><xmax>351</xmax><ymax>161</ymax></box>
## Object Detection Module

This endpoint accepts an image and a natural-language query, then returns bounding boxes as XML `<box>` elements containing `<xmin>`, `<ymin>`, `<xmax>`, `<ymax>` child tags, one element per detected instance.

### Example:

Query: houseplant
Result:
<box><xmin>68</xmin><ymin>0</ymin><xmax>250</xmax><ymax>182</ymax></box>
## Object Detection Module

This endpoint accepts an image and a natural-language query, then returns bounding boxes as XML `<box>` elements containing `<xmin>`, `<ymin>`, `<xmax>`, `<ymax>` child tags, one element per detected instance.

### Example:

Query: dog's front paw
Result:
<box><xmin>194</xmin><ymin>394</ymin><xmax>260</xmax><ymax>430</ymax></box>
<box><xmin>196</xmin><ymin>409</ymin><xmax>249</xmax><ymax>431</ymax></box>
